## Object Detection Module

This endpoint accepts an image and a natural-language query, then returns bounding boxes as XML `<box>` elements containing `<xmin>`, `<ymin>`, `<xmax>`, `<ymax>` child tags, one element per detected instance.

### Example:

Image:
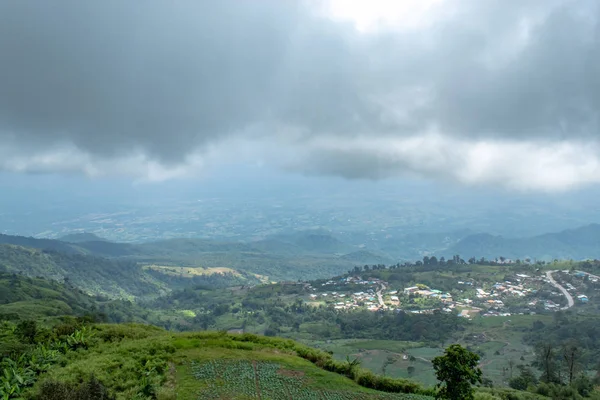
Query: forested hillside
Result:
<box><xmin>0</xmin><ymin>243</ymin><xmax>258</xmax><ymax>299</ymax></box>
<box><xmin>0</xmin><ymin>272</ymin><xmax>151</xmax><ymax>323</ymax></box>
<box><xmin>0</xmin><ymin>244</ymin><xmax>166</xmax><ymax>298</ymax></box>
<box><xmin>0</xmin><ymin>233</ymin><xmax>362</xmax><ymax>281</ymax></box>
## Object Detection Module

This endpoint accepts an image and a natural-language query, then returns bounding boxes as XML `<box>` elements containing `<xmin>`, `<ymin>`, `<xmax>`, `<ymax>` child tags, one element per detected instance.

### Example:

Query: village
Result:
<box><xmin>302</xmin><ymin>268</ymin><xmax>599</xmax><ymax>319</ymax></box>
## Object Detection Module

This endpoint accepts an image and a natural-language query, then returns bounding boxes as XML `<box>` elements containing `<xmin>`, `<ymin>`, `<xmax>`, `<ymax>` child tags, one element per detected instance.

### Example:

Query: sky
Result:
<box><xmin>1</xmin><ymin>0</ymin><xmax>599</xmax><ymax>192</ymax></box>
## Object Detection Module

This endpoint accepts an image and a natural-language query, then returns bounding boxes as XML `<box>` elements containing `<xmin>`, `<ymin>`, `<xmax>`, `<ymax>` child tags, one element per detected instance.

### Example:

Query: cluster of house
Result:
<box><xmin>403</xmin><ymin>286</ymin><xmax>453</xmax><ymax>302</ymax></box>
<box><xmin>303</xmin><ymin>269</ymin><xmax>597</xmax><ymax>316</ymax></box>
<box><xmin>305</xmin><ymin>276</ymin><xmax>387</xmax><ymax>311</ymax></box>
<box><xmin>559</xmin><ymin>271</ymin><xmax>594</xmax><ymax>302</ymax></box>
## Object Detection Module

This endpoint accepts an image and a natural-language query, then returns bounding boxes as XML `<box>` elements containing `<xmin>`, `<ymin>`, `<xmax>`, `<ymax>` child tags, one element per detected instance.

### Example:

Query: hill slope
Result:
<box><xmin>0</xmin><ymin>233</ymin><xmax>83</xmax><ymax>254</ymax></box>
<box><xmin>0</xmin><ymin>272</ymin><xmax>151</xmax><ymax>323</ymax></box>
<box><xmin>0</xmin><ymin>244</ymin><xmax>167</xmax><ymax>299</ymax></box>
<box><xmin>28</xmin><ymin>325</ymin><xmax>434</xmax><ymax>400</ymax></box>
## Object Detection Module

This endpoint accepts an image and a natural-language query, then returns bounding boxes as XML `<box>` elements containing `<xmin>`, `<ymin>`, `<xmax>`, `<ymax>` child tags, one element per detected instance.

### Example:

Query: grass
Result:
<box><xmin>299</xmin><ymin>314</ymin><xmax>553</xmax><ymax>388</ymax></box>
<box><xmin>31</xmin><ymin>325</ymin><xmax>435</xmax><ymax>399</ymax></box>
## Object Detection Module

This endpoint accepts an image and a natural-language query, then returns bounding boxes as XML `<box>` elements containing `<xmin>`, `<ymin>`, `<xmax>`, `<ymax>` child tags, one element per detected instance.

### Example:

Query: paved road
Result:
<box><xmin>376</xmin><ymin>283</ymin><xmax>387</xmax><ymax>308</ymax></box>
<box><xmin>546</xmin><ymin>270</ymin><xmax>574</xmax><ymax>308</ymax></box>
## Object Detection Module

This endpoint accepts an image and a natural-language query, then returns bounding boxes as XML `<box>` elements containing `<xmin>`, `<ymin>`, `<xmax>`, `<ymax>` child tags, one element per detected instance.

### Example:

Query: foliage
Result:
<box><xmin>508</xmin><ymin>366</ymin><xmax>538</xmax><ymax>391</ymax></box>
<box><xmin>37</xmin><ymin>375</ymin><xmax>116</xmax><ymax>400</ymax></box>
<box><xmin>432</xmin><ymin>344</ymin><xmax>482</xmax><ymax>400</ymax></box>
<box><xmin>15</xmin><ymin>320</ymin><xmax>37</xmax><ymax>344</ymax></box>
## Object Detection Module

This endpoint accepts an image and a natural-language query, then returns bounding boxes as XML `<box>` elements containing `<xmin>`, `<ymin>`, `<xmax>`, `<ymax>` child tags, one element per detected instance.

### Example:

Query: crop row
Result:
<box><xmin>191</xmin><ymin>360</ymin><xmax>432</xmax><ymax>400</ymax></box>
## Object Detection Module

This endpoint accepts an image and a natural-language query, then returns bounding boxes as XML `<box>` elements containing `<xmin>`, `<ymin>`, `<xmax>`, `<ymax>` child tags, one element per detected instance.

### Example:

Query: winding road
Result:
<box><xmin>376</xmin><ymin>283</ymin><xmax>387</xmax><ymax>308</ymax></box>
<box><xmin>545</xmin><ymin>270</ymin><xmax>574</xmax><ymax>308</ymax></box>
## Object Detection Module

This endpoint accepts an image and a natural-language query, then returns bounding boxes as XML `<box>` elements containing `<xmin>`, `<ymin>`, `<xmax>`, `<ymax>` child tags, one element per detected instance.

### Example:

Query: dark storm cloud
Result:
<box><xmin>0</xmin><ymin>0</ymin><xmax>599</xmax><ymax>188</ymax></box>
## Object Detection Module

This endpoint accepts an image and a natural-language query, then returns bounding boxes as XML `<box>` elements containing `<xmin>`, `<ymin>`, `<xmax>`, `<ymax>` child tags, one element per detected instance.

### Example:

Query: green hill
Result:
<box><xmin>59</xmin><ymin>232</ymin><xmax>108</xmax><ymax>243</ymax></box>
<box><xmin>0</xmin><ymin>233</ymin><xmax>359</xmax><ymax>281</ymax></box>
<box><xmin>0</xmin><ymin>272</ymin><xmax>151</xmax><ymax>323</ymax></box>
<box><xmin>0</xmin><ymin>242</ymin><xmax>260</xmax><ymax>299</ymax></box>
<box><xmin>12</xmin><ymin>324</ymin><xmax>435</xmax><ymax>400</ymax></box>
<box><xmin>340</xmin><ymin>250</ymin><xmax>393</xmax><ymax>264</ymax></box>
<box><xmin>0</xmin><ymin>234</ymin><xmax>83</xmax><ymax>254</ymax></box>
<box><xmin>0</xmin><ymin>244</ymin><xmax>167</xmax><ymax>299</ymax></box>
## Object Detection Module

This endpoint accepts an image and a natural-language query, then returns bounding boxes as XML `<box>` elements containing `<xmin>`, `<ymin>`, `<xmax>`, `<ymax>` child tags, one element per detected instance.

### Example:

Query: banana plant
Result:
<box><xmin>67</xmin><ymin>326</ymin><xmax>93</xmax><ymax>350</ymax></box>
<box><xmin>0</xmin><ymin>364</ymin><xmax>35</xmax><ymax>399</ymax></box>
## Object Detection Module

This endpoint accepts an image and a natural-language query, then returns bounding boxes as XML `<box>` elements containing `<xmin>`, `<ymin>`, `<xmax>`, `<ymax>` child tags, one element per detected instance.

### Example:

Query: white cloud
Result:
<box><xmin>0</xmin><ymin>0</ymin><xmax>599</xmax><ymax>192</ymax></box>
<box><xmin>275</xmin><ymin>134</ymin><xmax>600</xmax><ymax>192</ymax></box>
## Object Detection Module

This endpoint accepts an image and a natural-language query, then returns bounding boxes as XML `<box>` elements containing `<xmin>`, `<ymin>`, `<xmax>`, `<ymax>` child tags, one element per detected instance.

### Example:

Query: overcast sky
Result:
<box><xmin>1</xmin><ymin>0</ymin><xmax>599</xmax><ymax>191</ymax></box>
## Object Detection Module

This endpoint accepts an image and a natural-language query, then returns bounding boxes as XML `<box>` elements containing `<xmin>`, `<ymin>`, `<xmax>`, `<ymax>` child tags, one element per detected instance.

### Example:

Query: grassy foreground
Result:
<box><xmin>27</xmin><ymin>324</ymin><xmax>433</xmax><ymax>399</ymax></box>
<box><xmin>2</xmin><ymin>321</ymin><xmax>549</xmax><ymax>399</ymax></box>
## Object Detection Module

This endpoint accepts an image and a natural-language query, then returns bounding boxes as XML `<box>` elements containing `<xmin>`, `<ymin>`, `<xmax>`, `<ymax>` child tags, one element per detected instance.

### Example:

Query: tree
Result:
<box><xmin>507</xmin><ymin>358</ymin><xmax>515</xmax><ymax>379</ymax></box>
<box><xmin>432</xmin><ymin>344</ymin><xmax>482</xmax><ymax>400</ymax></box>
<box><xmin>562</xmin><ymin>341</ymin><xmax>581</xmax><ymax>384</ymax></box>
<box><xmin>534</xmin><ymin>342</ymin><xmax>560</xmax><ymax>383</ymax></box>
<box><xmin>509</xmin><ymin>365</ymin><xmax>538</xmax><ymax>390</ymax></box>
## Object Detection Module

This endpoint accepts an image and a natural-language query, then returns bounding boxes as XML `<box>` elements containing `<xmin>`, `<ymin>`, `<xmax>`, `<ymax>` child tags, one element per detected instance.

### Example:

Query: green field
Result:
<box><xmin>300</xmin><ymin>314</ymin><xmax>552</xmax><ymax>388</ymax></box>
<box><xmin>185</xmin><ymin>359</ymin><xmax>431</xmax><ymax>399</ymax></box>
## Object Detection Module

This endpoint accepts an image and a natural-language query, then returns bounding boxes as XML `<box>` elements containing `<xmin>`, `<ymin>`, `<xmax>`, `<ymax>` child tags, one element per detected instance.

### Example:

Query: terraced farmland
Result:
<box><xmin>190</xmin><ymin>359</ymin><xmax>433</xmax><ymax>399</ymax></box>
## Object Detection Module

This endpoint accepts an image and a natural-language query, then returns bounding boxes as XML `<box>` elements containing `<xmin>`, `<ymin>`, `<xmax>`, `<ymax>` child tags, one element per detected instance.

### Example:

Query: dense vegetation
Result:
<box><xmin>0</xmin><ymin>233</ymin><xmax>372</xmax><ymax>281</ymax></box>
<box><xmin>4</xmin><ymin>235</ymin><xmax>600</xmax><ymax>398</ymax></box>
<box><xmin>0</xmin><ymin>243</ymin><xmax>259</xmax><ymax>299</ymax></box>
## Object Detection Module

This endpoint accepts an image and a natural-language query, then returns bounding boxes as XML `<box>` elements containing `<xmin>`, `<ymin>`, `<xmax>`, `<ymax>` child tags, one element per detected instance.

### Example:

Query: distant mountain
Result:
<box><xmin>339</xmin><ymin>250</ymin><xmax>393</xmax><ymax>265</ymax></box>
<box><xmin>446</xmin><ymin>223</ymin><xmax>600</xmax><ymax>261</ymax></box>
<box><xmin>138</xmin><ymin>238</ymin><xmax>257</xmax><ymax>257</ymax></box>
<box><xmin>374</xmin><ymin>229</ymin><xmax>474</xmax><ymax>260</ymax></box>
<box><xmin>75</xmin><ymin>240</ymin><xmax>138</xmax><ymax>257</ymax></box>
<box><xmin>269</xmin><ymin>231</ymin><xmax>354</xmax><ymax>255</ymax></box>
<box><xmin>0</xmin><ymin>233</ymin><xmax>83</xmax><ymax>254</ymax></box>
<box><xmin>59</xmin><ymin>232</ymin><xmax>108</xmax><ymax>243</ymax></box>
<box><xmin>248</xmin><ymin>239</ymin><xmax>305</xmax><ymax>256</ymax></box>
<box><xmin>0</xmin><ymin>232</ymin><xmax>363</xmax><ymax>282</ymax></box>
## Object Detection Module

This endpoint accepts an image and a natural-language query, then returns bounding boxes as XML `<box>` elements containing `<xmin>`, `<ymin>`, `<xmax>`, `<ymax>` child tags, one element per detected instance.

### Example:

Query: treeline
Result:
<box><xmin>523</xmin><ymin>312</ymin><xmax>600</xmax><ymax>371</ymax></box>
<box><xmin>347</xmin><ymin>255</ymin><xmax>546</xmax><ymax>276</ymax></box>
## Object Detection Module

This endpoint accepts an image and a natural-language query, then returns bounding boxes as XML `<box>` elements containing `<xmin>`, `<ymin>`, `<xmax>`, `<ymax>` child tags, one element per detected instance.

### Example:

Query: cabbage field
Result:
<box><xmin>191</xmin><ymin>359</ymin><xmax>433</xmax><ymax>399</ymax></box>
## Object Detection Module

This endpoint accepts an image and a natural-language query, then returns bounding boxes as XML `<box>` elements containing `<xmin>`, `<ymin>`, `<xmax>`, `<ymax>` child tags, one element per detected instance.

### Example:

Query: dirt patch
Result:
<box><xmin>277</xmin><ymin>368</ymin><xmax>305</xmax><ymax>378</ymax></box>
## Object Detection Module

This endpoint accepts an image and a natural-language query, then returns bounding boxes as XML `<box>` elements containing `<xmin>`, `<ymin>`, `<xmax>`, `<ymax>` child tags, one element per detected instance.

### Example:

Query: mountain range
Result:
<box><xmin>446</xmin><ymin>223</ymin><xmax>600</xmax><ymax>261</ymax></box>
<box><xmin>2</xmin><ymin>223</ymin><xmax>600</xmax><ymax>301</ymax></box>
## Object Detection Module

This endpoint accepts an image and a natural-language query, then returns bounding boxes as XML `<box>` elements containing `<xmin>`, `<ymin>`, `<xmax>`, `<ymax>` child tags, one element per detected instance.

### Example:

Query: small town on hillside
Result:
<box><xmin>302</xmin><ymin>269</ymin><xmax>599</xmax><ymax>318</ymax></box>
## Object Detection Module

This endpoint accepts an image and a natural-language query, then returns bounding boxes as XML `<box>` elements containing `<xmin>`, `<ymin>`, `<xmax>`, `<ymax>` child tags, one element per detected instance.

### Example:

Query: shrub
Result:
<box><xmin>37</xmin><ymin>375</ymin><xmax>116</xmax><ymax>400</ymax></box>
<box><xmin>15</xmin><ymin>320</ymin><xmax>38</xmax><ymax>344</ymax></box>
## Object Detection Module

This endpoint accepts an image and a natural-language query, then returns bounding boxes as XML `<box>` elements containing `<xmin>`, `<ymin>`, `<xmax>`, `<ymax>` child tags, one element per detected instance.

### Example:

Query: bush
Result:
<box><xmin>37</xmin><ymin>375</ymin><xmax>116</xmax><ymax>400</ymax></box>
<box><xmin>15</xmin><ymin>320</ymin><xmax>38</xmax><ymax>344</ymax></box>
